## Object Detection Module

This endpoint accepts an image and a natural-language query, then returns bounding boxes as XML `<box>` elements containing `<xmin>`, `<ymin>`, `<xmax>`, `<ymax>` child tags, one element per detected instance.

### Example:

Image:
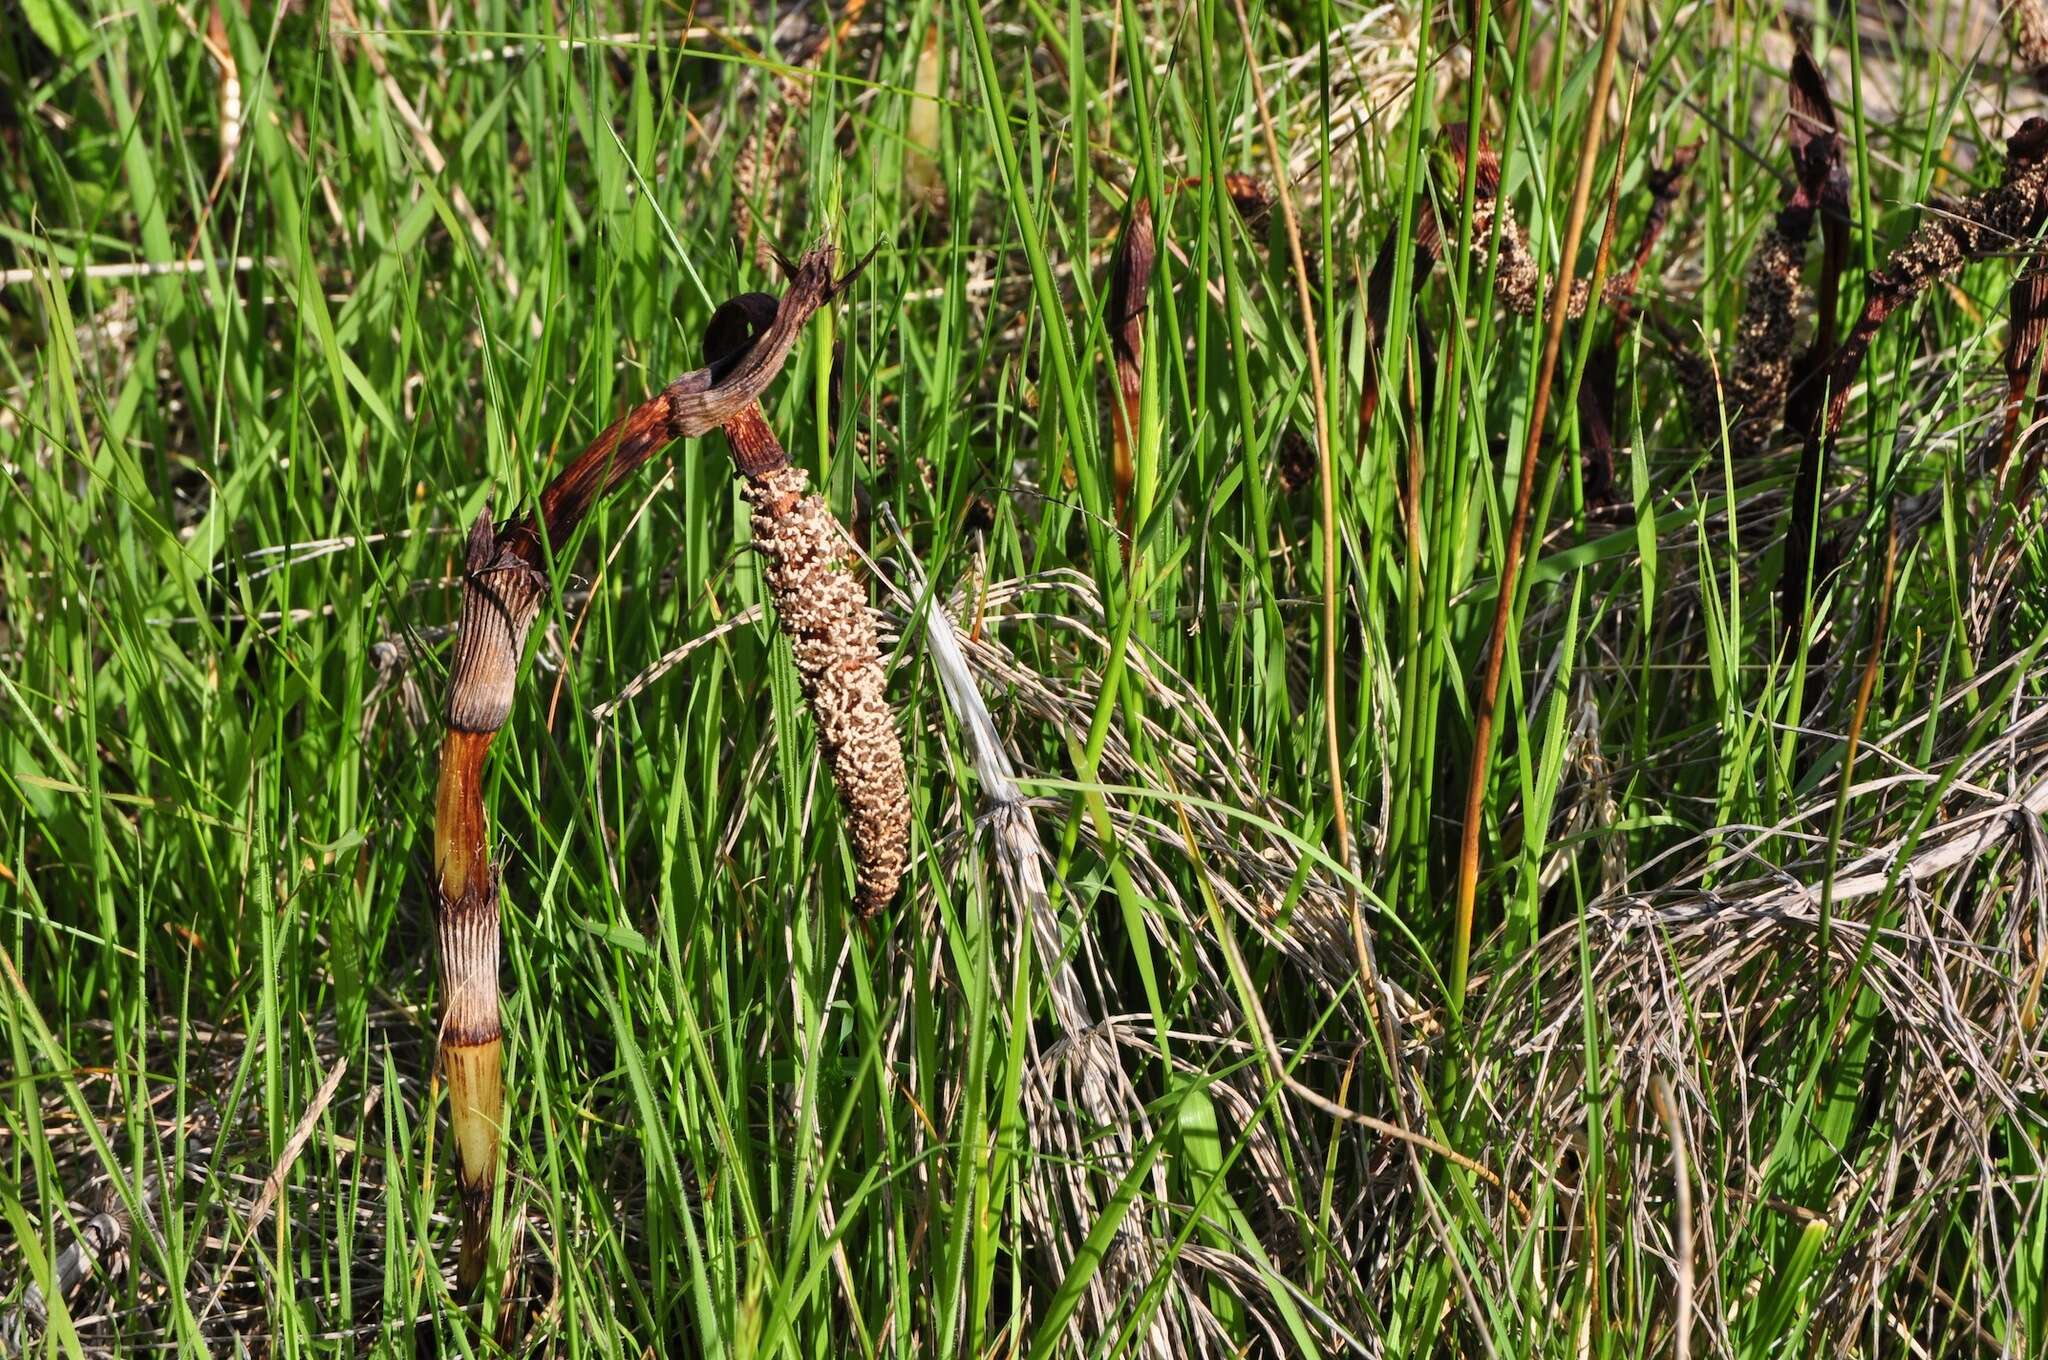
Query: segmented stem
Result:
<box><xmin>430</xmin><ymin>244</ymin><xmax>862</xmax><ymax>1286</ymax></box>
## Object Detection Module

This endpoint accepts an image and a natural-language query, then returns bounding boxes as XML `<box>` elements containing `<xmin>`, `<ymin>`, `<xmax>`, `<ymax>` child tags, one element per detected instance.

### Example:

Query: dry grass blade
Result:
<box><xmin>890</xmin><ymin>515</ymin><xmax>1188</xmax><ymax>1354</ymax></box>
<box><xmin>194</xmin><ymin>1057</ymin><xmax>349</xmax><ymax>1328</ymax></box>
<box><xmin>1650</xmin><ymin>1073</ymin><xmax>1693</xmax><ymax>1360</ymax></box>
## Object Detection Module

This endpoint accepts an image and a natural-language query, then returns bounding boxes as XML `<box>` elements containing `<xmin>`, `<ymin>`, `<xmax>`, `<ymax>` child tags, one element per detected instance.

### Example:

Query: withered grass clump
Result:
<box><xmin>431</xmin><ymin>245</ymin><xmax>863</xmax><ymax>1287</ymax></box>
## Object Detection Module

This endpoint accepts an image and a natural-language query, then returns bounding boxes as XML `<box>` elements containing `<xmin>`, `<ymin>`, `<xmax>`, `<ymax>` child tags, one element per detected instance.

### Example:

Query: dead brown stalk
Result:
<box><xmin>1106</xmin><ymin>198</ymin><xmax>1155</xmax><ymax>541</ymax></box>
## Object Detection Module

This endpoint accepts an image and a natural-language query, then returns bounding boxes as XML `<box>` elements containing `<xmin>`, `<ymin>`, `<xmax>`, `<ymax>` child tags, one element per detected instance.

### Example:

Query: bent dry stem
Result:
<box><xmin>431</xmin><ymin>245</ymin><xmax>870</xmax><ymax>1288</ymax></box>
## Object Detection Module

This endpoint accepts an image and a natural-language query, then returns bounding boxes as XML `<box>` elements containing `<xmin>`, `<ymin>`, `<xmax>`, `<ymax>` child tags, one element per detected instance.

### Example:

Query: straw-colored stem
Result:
<box><xmin>1450</xmin><ymin>0</ymin><xmax>1629</xmax><ymax>1013</ymax></box>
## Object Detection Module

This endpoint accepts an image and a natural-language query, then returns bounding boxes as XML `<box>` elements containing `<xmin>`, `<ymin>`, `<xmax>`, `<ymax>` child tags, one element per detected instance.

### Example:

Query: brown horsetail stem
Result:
<box><xmin>1579</xmin><ymin>140</ymin><xmax>1699</xmax><ymax>506</ymax></box>
<box><xmin>1782</xmin><ymin>117</ymin><xmax>2048</xmax><ymax>634</ymax></box>
<box><xmin>1106</xmin><ymin>197</ymin><xmax>1154</xmax><ymax>539</ymax></box>
<box><xmin>1783</xmin><ymin>50</ymin><xmax>1850</xmax><ymax>440</ymax></box>
<box><xmin>432</xmin><ymin>243</ymin><xmax>870</xmax><ymax>1288</ymax></box>
<box><xmin>1704</xmin><ymin>51</ymin><xmax>1844</xmax><ymax>460</ymax></box>
<box><xmin>2004</xmin><ymin>263</ymin><xmax>2048</xmax><ymax>474</ymax></box>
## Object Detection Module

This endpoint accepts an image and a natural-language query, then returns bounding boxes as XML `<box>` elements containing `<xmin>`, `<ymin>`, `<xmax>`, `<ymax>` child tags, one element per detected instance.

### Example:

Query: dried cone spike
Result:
<box><xmin>1697</xmin><ymin>50</ymin><xmax>1842</xmax><ymax>458</ymax></box>
<box><xmin>1722</xmin><ymin>226</ymin><xmax>1807</xmax><ymax>456</ymax></box>
<box><xmin>1439</xmin><ymin>124</ymin><xmax>1611</xmax><ymax>319</ymax></box>
<box><xmin>1222</xmin><ymin>172</ymin><xmax>1272</xmax><ymax>233</ymax></box>
<box><xmin>719</xmin><ymin>406</ymin><xmax>910</xmax><ymax>913</ymax></box>
<box><xmin>2009</xmin><ymin>0</ymin><xmax>2048</xmax><ymax>72</ymax></box>
<box><xmin>1438</xmin><ymin>125</ymin><xmax>1543</xmax><ymax>315</ymax></box>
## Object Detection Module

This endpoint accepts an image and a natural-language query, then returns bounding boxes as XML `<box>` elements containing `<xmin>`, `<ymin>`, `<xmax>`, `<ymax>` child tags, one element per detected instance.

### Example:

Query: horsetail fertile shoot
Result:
<box><xmin>432</xmin><ymin>243</ymin><xmax>877</xmax><ymax>1287</ymax></box>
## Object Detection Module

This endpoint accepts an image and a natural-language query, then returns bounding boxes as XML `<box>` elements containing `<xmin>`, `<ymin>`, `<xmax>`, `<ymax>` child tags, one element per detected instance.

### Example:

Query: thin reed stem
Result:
<box><xmin>1450</xmin><ymin>0</ymin><xmax>1631</xmax><ymax>1014</ymax></box>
